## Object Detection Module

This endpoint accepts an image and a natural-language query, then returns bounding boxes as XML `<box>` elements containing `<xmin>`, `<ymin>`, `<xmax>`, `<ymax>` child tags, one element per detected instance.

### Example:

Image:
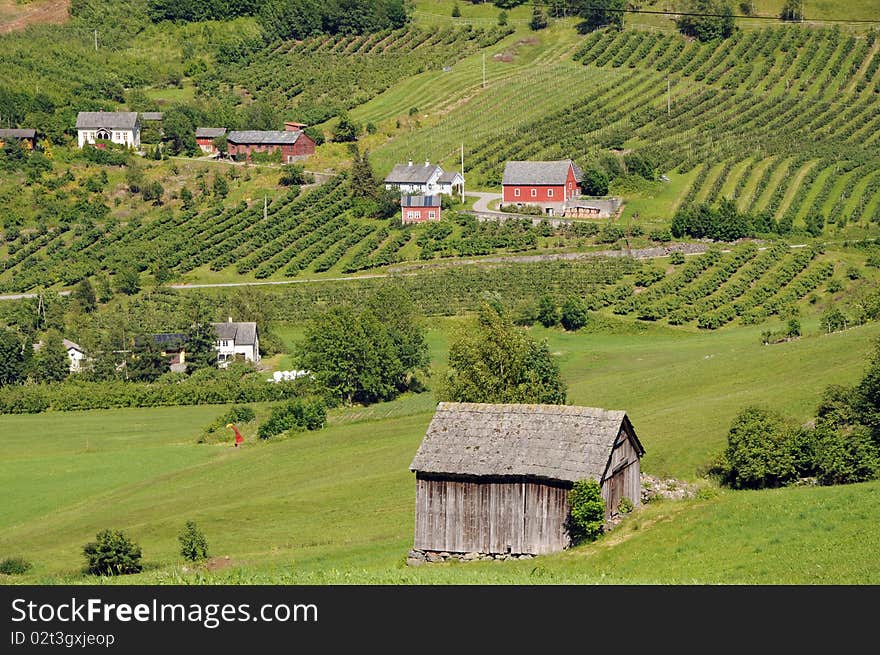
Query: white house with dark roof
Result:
<box><xmin>212</xmin><ymin>319</ymin><xmax>260</xmax><ymax>368</ymax></box>
<box><xmin>385</xmin><ymin>160</ymin><xmax>460</xmax><ymax>196</ymax></box>
<box><xmin>63</xmin><ymin>339</ymin><xmax>86</xmax><ymax>373</ymax></box>
<box><xmin>76</xmin><ymin>111</ymin><xmax>140</xmax><ymax>148</ymax></box>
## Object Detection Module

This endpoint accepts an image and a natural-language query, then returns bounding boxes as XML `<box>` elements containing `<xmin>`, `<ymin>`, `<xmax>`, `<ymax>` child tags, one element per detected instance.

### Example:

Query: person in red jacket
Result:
<box><xmin>227</xmin><ymin>423</ymin><xmax>245</xmax><ymax>447</ymax></box>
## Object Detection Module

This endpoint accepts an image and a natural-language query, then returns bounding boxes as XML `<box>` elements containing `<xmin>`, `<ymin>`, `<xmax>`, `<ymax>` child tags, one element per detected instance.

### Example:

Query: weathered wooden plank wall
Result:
<box><xmin>414</xmin><ymin>476</ymin><xmax>570</xmax><ymax>555</ymax></box>
<box><xmin>601</xmin><ymin>428</ymin><xmax>642</xmax><ymax>514</ymax></box>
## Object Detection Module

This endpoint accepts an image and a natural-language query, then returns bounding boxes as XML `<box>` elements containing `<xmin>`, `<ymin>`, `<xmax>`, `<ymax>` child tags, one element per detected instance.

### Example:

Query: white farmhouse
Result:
<box><xmin>213</xmin><ymin>319</ymin><xmax>260</xmax><ymax>368</ymax></box>
<box><xmin>64</xmin><ymin>339</ymin><xmax>86</xmax><ymax>373</ymax></box>
<box><xmin>76</xmin><ymin>111</ymin><xmax>140</xmax><ymax>149</ymax></box>
<box><xmin>384</xmin><ymin>160</ymin><xmax>446</xmax><ymax>195</ymax></box>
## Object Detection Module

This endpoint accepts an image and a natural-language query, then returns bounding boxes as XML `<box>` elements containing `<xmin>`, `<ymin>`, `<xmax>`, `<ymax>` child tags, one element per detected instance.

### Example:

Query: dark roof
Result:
<box><xmin>63</xmin><ymin>338</ymin><xmax>83</xmax><ymax>352</ymax></box>
<box><xmin>0</xmin><ymin>128</ymin><xmax>36</xmax><ymax>139</ymax></box>
<box><xmin>196</xmin><ymin>127</ymin><xmax>227</xmax><ymax>139</ymax></box>
<box><xmin>410</xmin><ymin>402</ymin><xmax>644</xmax><ymax>483</ymax></box>
<box><xmin>213</xmin><ymin>321</ymin><xmax>258</xmax><ymax>346</ymax></box>
<box><xmin>140</xmin><ymin>112</ymin><xmax>164</xmax><ymax>121</ymax></box>
<box><xmin>75</xmin><ymin>112</ymin><xmax>139</xmax><ymax>130</ymax></box>
<box><xmin>502</xmin><ymin>160</ymin><xmax>580</xmax><ymax>186</ymax></box>
<box><xmin>385</xmin><ymin>162</ymin><xmax>442</xmax><ymax>185</ymax></box>
<box><xmin>438</xmin><ymin>170</ymin><xmax>463</xmax><ymax>183</ymax></box>
<box><xmin>226</xmin><ymin>130</ymin><xmax>302</xmax><ymax>145</ymax></box>
<box><xmin>402</xmin><ymin>194</ymin><xmax>441</xmax><ymax>208</ymax></box>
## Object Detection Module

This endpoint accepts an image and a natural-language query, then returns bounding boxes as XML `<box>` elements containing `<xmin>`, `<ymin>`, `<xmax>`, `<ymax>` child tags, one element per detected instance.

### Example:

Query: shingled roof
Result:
<box><xmin>226</xmin><ymin>130</ymin><xmax>302</xmax><ymax>145</ymax></box>
<box><xmin>0</xmin><ymin>128</ymin><xmax>36</xmax><ymax>139</ymax></box>
<box><xmin>75</xmin><ymin>112</ymin><xmax>139</xmax><ymax>130</ymax></box>
<box><xmin>502</xmin><ymin>160</ymin><xmax>581</xmax><ymax>186</ymax></box>
<box><xmin>401</xmin><ymin>194</ymin><xmax>440</xmax><ymax>208</ymax></box>
<box><xmin>196</xmin><ymin>127</ymin><xmax>227</xmax><ymax>139</ymax></box>
<box><xmin>385</xmin><ymin>162</ymin><xmax>442</xmax><ymax>185</ymax></box>
<box><xmin>410</xmin><ymin>402</ymin><xmax>643</xmax><ymax>483</ymax></box>
<box><xmin>213</xmin><ymin>321</ymin><xmax>258</xmax><ymax>346</ymax></box>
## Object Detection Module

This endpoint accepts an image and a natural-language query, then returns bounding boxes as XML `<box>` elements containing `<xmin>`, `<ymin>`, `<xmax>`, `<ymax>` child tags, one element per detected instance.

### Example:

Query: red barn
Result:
<box><xmin>501</xmin><ymin>159</ymin><xmax>582</xmax><ymax>215</ymax></box>
<box><xmin>195</xmin><ymin>127</ymin><xmax>226</xmax><ymax>154</ymax></box>
<box><xmin>225</xmin><ymin>126</ymin><xmax>315</xmax><ymax>163</ymax></box>
<box><xmin>401</xmin><ymin>195</ymin><xmax>441</xmax><ymax>224</ymax></box>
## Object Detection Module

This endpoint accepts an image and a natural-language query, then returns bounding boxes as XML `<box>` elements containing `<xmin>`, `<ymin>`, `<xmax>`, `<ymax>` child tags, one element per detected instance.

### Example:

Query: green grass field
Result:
<box><xmin>3</xmin><ymin>317</ymin><xmax>880</xmax><ymax>584</ymax></box>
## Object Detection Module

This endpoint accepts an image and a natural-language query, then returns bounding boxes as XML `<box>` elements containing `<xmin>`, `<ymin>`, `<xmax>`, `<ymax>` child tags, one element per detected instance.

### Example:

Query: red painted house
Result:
<box><xmin>195</xmin><ymin>127</ymin><xmax>226</xmax><ymax>154</ymax></box>
<box><xmin>501</xmin><ymin>160</ymin><xmax>583</xmax><ymax>215</ymax></box>
<box><xmin>401</xmin><ymin>195</ymin><xmax>441</xmax><ymax>224</ymax></box>
<box><xmin>225</xmin><ymin>123</ymin><xmax>316</xmax><ymax>162</ymax></box>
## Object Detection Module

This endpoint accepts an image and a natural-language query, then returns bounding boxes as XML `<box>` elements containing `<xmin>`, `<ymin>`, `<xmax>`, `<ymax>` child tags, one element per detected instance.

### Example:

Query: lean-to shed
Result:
<box><xmin>410</xmin><ymin>402</ymin><xmax>645</xmax><ymax>556</ymax></box>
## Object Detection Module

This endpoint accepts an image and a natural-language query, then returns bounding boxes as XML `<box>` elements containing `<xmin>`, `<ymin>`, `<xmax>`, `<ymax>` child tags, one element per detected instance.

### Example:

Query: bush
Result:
<box><xmin>200</xmin><ymin>405</ymin><xmax>256</xmax><ymax>442</ymax></box>
<box><xmin>83</xmin><ymin>529</ymin><xmax>143</xmax><ymax>576</ymax></box>
<box><xmin>815</xmin><ymin>427</ymin><xmax>880</xmax><ymax>486</ymax></box>
<box><xmin>0</xmin><ymin>556</ymin><xmax>32</xmax><ymax>575</ymax></box>
<box><xmin>618</xmin><ymin>497</ymin><xmax>634</xmax><ymax>515</ymax></box>
<box><xmin>257</xmin><ymin>397</ymin><xmax>327</xmax><ymax>439</ymax></box>
<box><xmin>178</xmin><ymin>521</ymin><xmax>210</xmax><ymax>562</ymax></box>
<box><xmin>560</xmin><ymin>297</ymin><xmax>588</xmax><ymax>331</ymax></box>
<box><xmin>669</xmin><ymin>251</ymin><xmax>686</xmax><ymax>264</ymax></box>
<box><xmin>568</xmin><ymin>479</ymin><xmax>605</xmax><ymax>542</ymax></box>
<box><xmin>722</xmin><ymin>406</ymin><xmax>798</xmax><ymax>489</ymax></box>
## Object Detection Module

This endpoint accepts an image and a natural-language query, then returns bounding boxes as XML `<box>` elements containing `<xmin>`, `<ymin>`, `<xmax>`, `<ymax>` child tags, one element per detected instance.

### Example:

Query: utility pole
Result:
<box><xmin>460</xmin><ymin>143</ymin><xmax>465</xmax><ymax>205</ymax></box>
<box><xmin>94</xmin><ymin>29</ymin><xmax>98</xmax><ymax>52</ymax></box>
<box><xmin>263</xmin><ymin>195</ymin><xmax>268</xmax><ymax>221</ymax></box>
<box><xmin>667</xmin><ymin>76</ymin><xmax>671</xmax><ymax>115</ymax></box>
<box><xmin>482</xmin><ymin>52</ymin><xmax>486</xmax><ymax>88</ymax></box>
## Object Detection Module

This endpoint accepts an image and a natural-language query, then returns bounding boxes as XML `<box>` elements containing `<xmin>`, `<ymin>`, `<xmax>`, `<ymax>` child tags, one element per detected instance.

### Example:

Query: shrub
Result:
<box><xmin>722</xmin><ymin>406</ymin><xmax>798</xmax><ymax>489</ymax></box>
<box><xmin>560</xmin><ymin>297</ymin><xmax>588</xmax><ymax>331</ymax></box>
<box><xmin>815</xmin><ymin>427</ymin><xmax>880</xmax><ymax>486</ymax></box>
<box><xmin>83</xmin><ymin>529</ymin><xmax>143</xmax><ymax>576</ymax></box>
<box><xmin>0</xmin><ymin>557</ymin><xmax>32</xmax><ymax>575</ymax></box>
<box><xmin>669</xmin><ymin>251</ymin><xmax>686</xmax><ymax>264</ymax></box>
<box><xmin>618</xmin><ymin>497</ymin><xmax>634</xmax><ymax>514</ymax></box>
<box><xmin>257</xmin><ymin>397</ymin><xmax>327</xmax><ymax>439</ymax></box>
<box><xmin>568</xmin><ymin>478</ymin><xmax>605</xmax><ymax>542</ymax></box>
<box><xmin>178</xmin><ymin>521</ymin><xmax>210</xmax><ymax>562</ymax></box>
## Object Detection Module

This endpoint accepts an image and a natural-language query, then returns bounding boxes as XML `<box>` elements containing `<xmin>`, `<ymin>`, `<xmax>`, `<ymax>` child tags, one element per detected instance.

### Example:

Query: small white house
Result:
<box><xmin>384</xmin><ymin>160</ymin><xmax>446</xmax><ymax>195</ymax></box>
<box><xmin>213</xmin><ymin>319</ymin><xmax>260</xmax><ymax>368</ymax></box>
<box><xmin>437</xmin><ymin>170</ymin><xmax>464</xmax><ymax>197</ymax></box>
<box><xmin>64</xmin><ymin>339</ymin><xmax>86</xmax><ymax>373</ymax></box>
<box><xmin>76</xmin><ymin>111</ymin><xmax>140</xmax><ymax>149</ymax></box>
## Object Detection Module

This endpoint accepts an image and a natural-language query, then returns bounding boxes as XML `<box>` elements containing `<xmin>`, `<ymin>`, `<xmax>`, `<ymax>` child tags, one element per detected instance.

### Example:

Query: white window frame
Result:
<box><xmin>514</xmin><ymin>188</ymin><xmax>520</xmax><ymax>197</ymax></box>
<box><xmin>428</xmin><ymin>211</ymin><xmax>436</xmax><ymax>219</ymax></box>
<box><xmin>547</xmin><ymin>188</ymin><xmax>554</xmax><ymax>198</ymax></box>
<box><xmin>531</xmin><ymin>188</ymin><xmax>537</xmax><ymax>198</ymax></box>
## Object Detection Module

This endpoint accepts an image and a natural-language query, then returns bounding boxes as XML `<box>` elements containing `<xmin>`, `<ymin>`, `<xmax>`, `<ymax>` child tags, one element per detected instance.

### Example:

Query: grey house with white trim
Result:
<box><xmin>76</xmin><ymin>112</ymin><xmax>140</xmax><ymax>149</ymax></box>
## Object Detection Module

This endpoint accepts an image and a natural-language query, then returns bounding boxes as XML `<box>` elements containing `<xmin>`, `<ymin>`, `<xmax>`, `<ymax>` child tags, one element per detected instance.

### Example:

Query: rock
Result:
<box><xmin>462</xmin><ymin>552</ymin><xmax>481</xmax><ymax>561</ymax></box>
<box><xmin>406</xmin><ymin>557</ymin><xmax>425</xmax><ymax>567</ymax></box>
<box><xmin>426</xmin><ymin>551</ymin><xmax>443</xmax><ymax>563</ymax></box>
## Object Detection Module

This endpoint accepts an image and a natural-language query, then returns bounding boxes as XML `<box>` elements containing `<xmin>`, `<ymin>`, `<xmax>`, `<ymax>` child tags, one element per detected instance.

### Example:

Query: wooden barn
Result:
<box><xmin>225</xmin><ymin>124</ymin><xmax>315</xmax><ymax>163</ymax></box>
<box><xmin>410</xmin><ymin>402</ymin><xmax>645</xmax><ymax>556</ymax></box>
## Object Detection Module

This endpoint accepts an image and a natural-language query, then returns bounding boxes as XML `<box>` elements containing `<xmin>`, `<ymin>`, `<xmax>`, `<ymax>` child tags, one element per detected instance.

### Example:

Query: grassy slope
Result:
<box><xmin>3</xmin><ymin>318</ymin><xmax>880</xmax><ymax>583</ymax></box>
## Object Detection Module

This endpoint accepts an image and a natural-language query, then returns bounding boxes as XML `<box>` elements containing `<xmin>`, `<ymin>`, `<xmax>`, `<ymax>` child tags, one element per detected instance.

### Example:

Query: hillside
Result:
<box><xmin>1</xmin><ymin>0</ymin><xmax>880</xmax><ymax>588</ymax></box>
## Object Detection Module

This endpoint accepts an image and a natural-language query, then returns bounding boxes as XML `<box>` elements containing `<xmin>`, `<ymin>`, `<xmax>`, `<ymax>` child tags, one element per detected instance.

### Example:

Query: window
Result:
<box><xmin>428</xmin><ymin>211</ymin><xmax>436</xmax><ymax>219</ymax></box>
<box><xmin>407</xmin><ymin>211</ymin><xmax>416</xmax><ymax>219</ymax></box>
<box><xmin>514</xmin><ymin>188</ymin><xmax>520</xmax><ymax>197</ymax></box>
<box><xmin>547</xmin><ymin>189</ymin><xmax>554</xmax><ymax>198</ymax></box>
<box><xmin>530</xmin><ymin>188</ymin><xmax>537</xmax><ymax>197</ymax></box>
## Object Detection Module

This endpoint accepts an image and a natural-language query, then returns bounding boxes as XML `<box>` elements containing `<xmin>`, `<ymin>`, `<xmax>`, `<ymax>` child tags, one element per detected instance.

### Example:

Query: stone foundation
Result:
<box><xmin>406</xmin><ymin>549</ymin><xmax>534</xmax><ymax>566</ymax></box>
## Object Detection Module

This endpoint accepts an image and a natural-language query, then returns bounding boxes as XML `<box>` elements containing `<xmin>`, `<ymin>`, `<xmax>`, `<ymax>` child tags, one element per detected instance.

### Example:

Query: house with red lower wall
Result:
<box><xmin>195</xmin><ymin>127</ymin><xmax>226</xmax><ymax>154</ymax></box>
<box><xmin>401</xmin><ymin>195</ymin><xmax>441</xmax><ymax>224</ymax></box>
<box><xmin>225</xmin><ymin>124</ymin><xmax>315</xmax><ymax>163</ymax></box>
<box><xmin>501</xmin><ymin>159</ymin><xmax>583</xmax><ymax>216</ymax></box>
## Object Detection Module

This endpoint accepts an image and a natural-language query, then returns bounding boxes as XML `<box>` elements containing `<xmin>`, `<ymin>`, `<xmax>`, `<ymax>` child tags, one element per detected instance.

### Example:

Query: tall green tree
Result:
<box><xmin>186</xmin><ymin>321</ymin><xmax>219</xmax><ymax>372</ymax></box>
<box><xmin>0</xmin><ymin>330</ymin><xmax>28</xmax><ymax>386</ymax></box>
<box><xmin>572</xmin><ymin>0</ymin><xmax>624</xmax><ymax>34</ymax></box>
<box><xmin>440</xmin><ymin>303</ymin><xmax>567</xmax><ymax>404</ymax></box>
<box><xmin>128</xmin><ymin>336</ymin><xmax>167</xmax><ymax>382</ymax></box>
<box><xmin>72</xmin><ymin>278</ymin><xmax>97</xmax><ymax>313</ymax></box>
<box><xmin>676</xmin><ymin>0</ymin><xmax>735</xmax><ymax>41</ymax></box>
<box><xmin>31</xmin><ymin>330</ymin><xmax>70</xmax><ymax>382</ymax></box>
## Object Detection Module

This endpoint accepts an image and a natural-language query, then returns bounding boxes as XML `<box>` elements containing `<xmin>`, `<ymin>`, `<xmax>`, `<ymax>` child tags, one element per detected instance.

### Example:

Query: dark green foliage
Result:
<box><xmin>676</xmin><ymin>0</ymin><xmax>735</xmax><ymax>41</ymax></box>
<box><xmin>721</xmin><ymin>406</ymin><xmax>799</xmax><ymax>489</ymax></box>
<box><xmin>257</xmin><ymin>397</ymin><xmax>327</xmax><ymax>439</ymax></box>
<box><xmin>529</xmin><ymin>2</ymin><xmax>548</xmax><ymax>30</ymax></box>
<box><xmin>259</xmin><ymin>0</ymin><xmax>407</xmax><ymax>41</ymax></box>
<box><xmin>114</xmin><ymin>266</ymin><xmax>141</xmax><ymax>296</ymax></box>
<box><xmin>568</xmin><ymin>478</ymin><xmax>605</xmax><ymax>542</ymax></box>
<box><xmin>580</xmin><ymin>164</ymin><xmax>609</xmax><ymax>196</ymax></box>
<box><xmin>73</xmin><ymin>279</ymin><xmax>97</xmax><ymax>313</ymax></box>
<box><xmin>0</xmin><ymin>330</ymin><xmax>28</xmax><ymax>387</ymax></box>
<box><xmin>142</xmin><ymin>181</ymin><xmax>164</xmax><ymax>205</ymax></box>
<box><xmin>441</xmin><ymin>303</ymin><xmax>567</xmax><ymax>405</ymax></box>
<box><xmin>280</xmin><ymin>164</ymin><xmax>314</xmax><ymax>186</ymax></box>
<box><xmin>452</xmin><ymin>3</ymin><xmax>461</xmax><ymax>18</ymax></box>
<box><xmin>0</xmin><ymin>557</ymin><xmax>32</xmax><ymax>575</ymax></box>
<box><xmin>185</xmin><ymin>321</ymin><xmax>219</xmax><ymax>373</ymax></box>
<box><xmin>83</xmin><ymin>529</ymin><xmax>143</xmax><ymax>576</ymax></box>
<box><xmin>31</xmin><ymin>331</ymin><xmax>70</xmax><ymax>383</ymax></box>
<box><xmin>161</xmin><ymin>106</ymin><xmax>200</xmax><ymax>156</ymax></box>
<box><xmin>148</xmin><ymin>0</ymin><xmax>259</xmax><ymax>23</ymax></box>
<box><xmin>296</xmin><ymin>286</ymin><xmax>429</xmax><ymax>405</ymax></box>
<box><xmin>350</xmin><ymin>147</ymin><xmax>377</xmax><ymax>198</ymax></box>
<box><xmin>780</xmin><ymin>0</ymin><xmax>804</xmax><ymax>21</ymax></box>
<box><xmin>573</xmin><ymin>0</ymin><xmax>625</xmax><ymax>34</ymax></box>
<box><xmin>814</xmin><ymin>426</ymin><xmax>880</xmax><ymax>486</ymax></box>
<box><xmin>128</xmin><ymin>337</ymin><xmax>167</xmax><ymax>383</ymax></box>
<box><xmin>498</xmin><ymin>10</ymin><xmax>508</xmax><ymax>26</ymax></box>
<box><xmin>671</xmin><ymin>200</ymin><xmax>753</xmax><ymax>242</ymax></box>
<box><xmin>560</xmin><ymin>297</ymin><xmax>588</xmax><ymax>331</ymax></box>
<box><xmin>333</xmin><ymin>114</ymin><xmax>360</xmax><ymax>142</ymax></box>
<box><xmin>537</xmin><ymin>295</ymin><xmax>559</xmax><ymax>327</ymax></box>
<box><xmin>178</xmin><ymin>521</ymin><xmax>209</xmax><ymax>562</ymax></box>
<box><xmin>212</xmin><ymin>173</ymin><xmax>229</xmax><ymax>198</ymax></box>
<box><xmin>623</xmin><ymin>152</ymin><xmax>655</xmax><ymax>180</ymax></box>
